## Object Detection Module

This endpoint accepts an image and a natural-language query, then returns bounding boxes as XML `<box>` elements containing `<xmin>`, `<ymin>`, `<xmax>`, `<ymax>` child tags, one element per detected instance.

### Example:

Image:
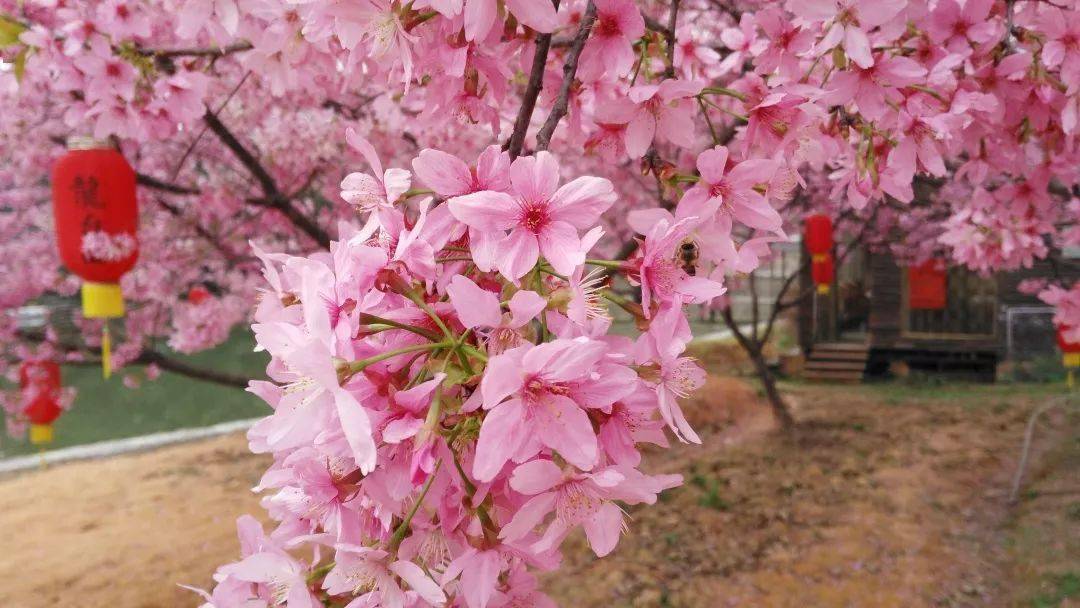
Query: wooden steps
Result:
<box><xmin>804</xmin><ymin>342</ymin><xmax>868</xmax><ymax>383</ymax></box>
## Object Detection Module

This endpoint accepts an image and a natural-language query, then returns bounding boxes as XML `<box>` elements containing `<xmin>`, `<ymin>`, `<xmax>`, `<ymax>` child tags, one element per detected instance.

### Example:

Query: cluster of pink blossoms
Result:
<box><xmin>189</xmin><ymin>133</ymin><xmax>801</xmax><ymax>605</ymax></box>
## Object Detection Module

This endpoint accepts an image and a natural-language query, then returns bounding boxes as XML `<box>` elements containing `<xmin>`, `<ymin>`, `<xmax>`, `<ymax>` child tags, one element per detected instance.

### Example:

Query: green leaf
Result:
<box><xmin>0</xmin><ymin>15</ymin><xmax>26</xmax><ymax>48</ymax></box>
<box><xmin>13</xmin><ymin>46</ymin><xmax>27</xmax><ymax>82</ymax></box>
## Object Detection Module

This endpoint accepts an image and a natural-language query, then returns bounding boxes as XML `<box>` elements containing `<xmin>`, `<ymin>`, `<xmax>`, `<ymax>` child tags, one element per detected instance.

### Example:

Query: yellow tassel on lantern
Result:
<box><xmin>29</xmin><ymin>424</ymin><xmax>54</xmax><ymax>444</ymax></box>
<box><xmin>817</xmin><ymin>284</ymin><xmax>830</xmax><ymax>295</ymax></box>
<box><xmin>81</xmin><ymin>282</ymin><xmax>122</xmax><ymax>379</ymax></box>
<box><xmin>101</xmin><ymin>324</ymin><xmax>112</xmax><ymax>379</ymax></box>
<box><xmin>1065</xmin><ymin>353</ymin><xmax>1080</xmax><ymax>368</ymax></box>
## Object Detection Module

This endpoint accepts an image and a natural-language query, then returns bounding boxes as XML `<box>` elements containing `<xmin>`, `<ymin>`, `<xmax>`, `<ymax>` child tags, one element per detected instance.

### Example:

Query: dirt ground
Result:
<box><xmin>0</xmin><ymin>377</ymin><xmax>1075</xmax><ymax>608</ymax></box>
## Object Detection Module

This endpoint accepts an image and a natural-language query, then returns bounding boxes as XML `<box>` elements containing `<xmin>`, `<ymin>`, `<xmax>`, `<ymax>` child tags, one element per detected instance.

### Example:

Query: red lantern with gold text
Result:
<box><xmin>811</xmin><ymin>253</ymin><xmax>835</xmax><ymax>295</ymax></box>
<box><xmin>19</xmin><ymin>361</ymin><xmax>62</xmax><ymax>445</ymax></box>
<box><xmin>51</xmin><ymin>137</ymin><xmax>139</xmax><ymax>378</ymax></box>
<box><xmin>908</xmin><ymin>259</ymin><xmax>947</xmax><ymax>310</ymax></box>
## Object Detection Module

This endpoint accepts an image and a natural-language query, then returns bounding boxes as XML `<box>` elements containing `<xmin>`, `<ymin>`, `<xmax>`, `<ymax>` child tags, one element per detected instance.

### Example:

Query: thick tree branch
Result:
<box><xmin>535</xmin><ymin>1</ymin><xmax>597</xmax><ymax>152</ymax></box>
<box><xmin>137</xmin><ymin>41</ymin><xmax>254</xmax><ymax>60</ymax></box>
<box><xmin>663</xmin><ymin>0</ymin><xmax>681</xmax><ymax>79</ymax></box>
<box><xmin>506</xmin><ymin>0</ymin><xmax>561</xmax><ymax>160</ymax></box>
<box><xmin>203</xmin><ymin>109</ymin><xmax>331</xmax><ymax>248</ymax></box>
<box><xmin>135</xmin><ymin>350</ymin><xmax>252</xmax><ymax>389</ymax></box>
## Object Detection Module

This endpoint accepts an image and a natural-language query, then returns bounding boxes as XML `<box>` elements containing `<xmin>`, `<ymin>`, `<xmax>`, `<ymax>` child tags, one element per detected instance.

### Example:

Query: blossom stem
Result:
<box><xmin>387</xmin><ymin>459</ymin><xmax>443</xmax><ymax>554</ymax></box>
<box><xmin>402</xmin><ymin>188</ymin><xmax>435</xmax><ymax>198</ymax></box>
<box><xmin>347</xmin><ymin>341</ymin><xmax>450</xmax><ymax>373</ymax></box>
<box><xmin>358</xmin><ymin>313</ymin><xmax>442</xmax><ymax>341</ymax></box>
<box><xmin>584</xmin><ymin>259</ymin><xmax>624</xmax><ymax>269</ymax></box>
<box><xmin>700</xmin><ymin>86</ymin><xmax>747</xmax><ymax>102</ymax></box>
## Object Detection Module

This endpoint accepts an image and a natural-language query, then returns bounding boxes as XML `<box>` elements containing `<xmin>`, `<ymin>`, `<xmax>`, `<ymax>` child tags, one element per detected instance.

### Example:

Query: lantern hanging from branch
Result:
<box><xmin>908</xmin><ymin>259</ymin><xmax>947</xmax><ymax>310</ymax></box>
<box><xmin>805</xmin><ymin>215</ymin><xmax>835</xmax><ymax>295</ymax></box>
<box><xmin>51</xmin><ymin>137</ymin><xmax>139</xmax><ymax>379</ymax></box>
<box><xmin>19</xmin><ymin>360</ymin><xmax>62</xmax><ymax>445</ymax></box>
<box><xmin>804</xmin><ymin>214</ymin><xmax>834</xmax><ymax>256</ymax></box>
<box><xmin>811</xmin><ymin>253</ymin><xmax>834</xmax><ymax>295</ymax></box>
<box><xmin>1057</xmin><ymin>325</ymin><xmax>1080</xmax><ymax>389</ymax></box>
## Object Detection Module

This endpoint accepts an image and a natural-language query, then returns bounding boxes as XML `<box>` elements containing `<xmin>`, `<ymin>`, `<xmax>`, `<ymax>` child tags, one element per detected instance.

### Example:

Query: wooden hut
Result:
<box><xmin>799</xmin><ymin>250</ymin><xmax>1080</xmax><ymax>382</ymax></box>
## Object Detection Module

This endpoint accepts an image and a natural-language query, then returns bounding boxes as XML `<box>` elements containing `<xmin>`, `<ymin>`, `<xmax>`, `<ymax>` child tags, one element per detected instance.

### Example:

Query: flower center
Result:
<box><xmin>556</xmin><ymin>481</ymin><xmax>602</xmax><ymax>525</ymax></box>
<box><xmin>520</xmin><ymin>204</ymin><xmax>550</xmax><ymax>233</ymax></box>
<box><xmin>594</xmin><ymin>14</ymin><xmax>621</xmax><ymax>37</ymax></box>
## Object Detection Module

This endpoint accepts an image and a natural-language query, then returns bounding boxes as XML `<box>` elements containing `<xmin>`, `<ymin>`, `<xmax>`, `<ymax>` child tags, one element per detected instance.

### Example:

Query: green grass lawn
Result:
<box><xmin>0</xmin><ymin>331</ymin><xmax>269</xmax><ymax>459</ymax></box>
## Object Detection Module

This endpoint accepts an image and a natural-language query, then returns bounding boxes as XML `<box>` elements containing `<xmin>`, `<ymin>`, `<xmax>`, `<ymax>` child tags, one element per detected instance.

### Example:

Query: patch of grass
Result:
<box><xmin>1029</xmin><ymin>572</ymin><xmax>1080</xmax><ymax>608</ymax></box>
<box><xmin>693</xmin><ymin>474</ymin><xmax>732</xmax><ymax>511</ymax></box>
<box><xmin>851</xmin><ymin>381</ymin><xmax>1070</xmax><ymax>409</ymax></box>
<box><xmin>0</xmin><ymin>331</ymin><xmax>268</xmax><ymax>458</ymax></box>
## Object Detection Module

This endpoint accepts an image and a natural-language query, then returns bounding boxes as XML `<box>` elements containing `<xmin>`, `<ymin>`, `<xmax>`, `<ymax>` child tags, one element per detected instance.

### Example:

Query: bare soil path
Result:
<box><xmin>0</xmin><ymin>378</ymin><xmax>1074</xmax><ymax>607</ymax></box>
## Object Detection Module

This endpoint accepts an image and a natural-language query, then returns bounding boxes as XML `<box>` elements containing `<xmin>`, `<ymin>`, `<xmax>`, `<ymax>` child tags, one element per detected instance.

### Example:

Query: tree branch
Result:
<box><xmin>203</xmin><ymin>109</ymin><xmax>331</xmax><ymax>248</ymax></box>
<box><xmin>136</xmin><ymin>350</ymin><xmax>252</xmax><ymax>389</ymax></box>
<box><xmin>535</xmin><ymin>1</ymin><xmax>597</xmax><ymax>152</ymax></box>
<box><xmin>663</xmin><ymin>0</ymin><xmax>681</xmax><ymax>79</ymax></box>
<box><xmin>137</xmin><ymin>41</ymin><xmax>253</xmax><ymax>60</ymax></box>
<box><xmin>506</xmin><ymin>0</ymin><xmax>561</xmax><ymax>160</ymax></box>
<box><xmin>136</xmin><ymin>172</ymin><xmax>201</xmax><ymax>196</ymax></box>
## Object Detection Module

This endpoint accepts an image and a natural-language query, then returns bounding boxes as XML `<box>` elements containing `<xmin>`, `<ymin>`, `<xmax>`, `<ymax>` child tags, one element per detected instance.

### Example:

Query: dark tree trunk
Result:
<box><xmin>746</xmin><ymin>345</ymin><xmax>796</xmax><ymax>431</ymax></box>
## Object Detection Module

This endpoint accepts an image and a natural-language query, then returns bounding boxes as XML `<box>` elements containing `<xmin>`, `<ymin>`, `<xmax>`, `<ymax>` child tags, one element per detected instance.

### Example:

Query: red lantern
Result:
<box><xmin>908</xmin><ymin>259</ymin><xmax>947</xmax><ymax>310</ymax></box>
<box><xmin>804</xmin><ymin>214</ymin><xmax>834</xmax><ymax>256</ymax></box>
<box><xmin>19</xmin><ymin>361</ymin><xmax>62</xmax><ymax>445</ymax></box>
<box><xmin>187</xmin><ymin>285</ymin><xmax>211</xmax><ymax>305</ymax></box>
<box><xmin>52</xmin><ymin>137</ymin><xmax>139</xmax><ymax>378</ymax></box>
<box><xmin>811</xmin><ymin>253</ymin><xmax>834</xmax><ymax>295</ymax></box>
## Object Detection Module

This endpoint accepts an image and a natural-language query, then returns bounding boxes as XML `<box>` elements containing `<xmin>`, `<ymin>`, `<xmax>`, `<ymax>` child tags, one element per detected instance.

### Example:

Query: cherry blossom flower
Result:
<box><xmin>448</xmin><ymin>152</ymin><xmax>615</xmax><ymax>279</ymax></box>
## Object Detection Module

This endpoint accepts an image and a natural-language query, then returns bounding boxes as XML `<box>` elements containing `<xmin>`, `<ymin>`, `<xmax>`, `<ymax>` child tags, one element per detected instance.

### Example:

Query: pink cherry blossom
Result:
<box><xmin>448</xmin><ymin>152</ymin><xmax>615</xmax><ymax>279</ymax></box>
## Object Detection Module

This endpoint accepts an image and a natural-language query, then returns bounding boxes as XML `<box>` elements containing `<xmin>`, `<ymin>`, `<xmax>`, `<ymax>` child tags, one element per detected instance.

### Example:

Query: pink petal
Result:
<box><xmin>499</xmin><ymin>492</ymin><xmax>557</xmax><ymax>541</ymax></box>
<box><xmin>549</xmin><ymin>176</ymin><xmax>616</xmax><ymax>229</ymax></box>
<box><xmin>623</xmin><ymin>111</ymin><xmax>656</xmax><ymax>159</ymax></box>
<box><xmin>447</xmin><ymin>275</ymin><xmax>503</xmax><ymax>328</ymax></box>
<box><xmin>475</xmin><ymin>145</ymin><xmax>511</xmax><ymax>191</ymax></box>
<box><xmin>460</xmin><ymin>550</ymin><xmax>501</xmax><ymax>608</ymax></box>
<box><xmin>507</xmin><ymin>289</ymin><xmax>547</xmax><ymax>328</ymax></box>
<box><xmin>509</xmin><ymin>152</ymin><xmax>560</xmax><ymax>203</ymax></box>
<box><xmin>448</xmin><ymin>190</ymin><xmax>519</xmax><ymax>231</ymax></box>
<box><xmin>345</xmin><ymin>127</ymin><xmax>383</xmax><ymax>175</ymax></box>
<box><xmin>583</xmin><ymin>502</ymin><xmax>624</xmax><ymax>557</ymax></box>
<box><xmin>412</xmin><ymin>149</ymin><xmax>473</xmax><ymax>196</ymax></box>
<box><xmin>538</xmin><ymin>220</ymin><xmax>583</xmax><ymax>276</ymax></box>
<box><xmin>496</xmin><ymin>228</ymin><xmax>540</xmax><ymax>280</ymax></box>
<box><xmin>843</xmin><ymin>26</ymin><xmax>874</xmax><ymax>69</ymax></box>
<box><xmin>509</xmin><ymin>459</ymin><xmax>564</xmax><ymax>494</ymax></box>
<box><xmin>480</xmin><ymin>349</ymin><xmax>524</xmax><ymax>407</ymax></box>
<box><xmin>464</xmin><ymin>0</ymin><xmax>497</xmax><ymax>41</ymax></box>
<box><xmin>538</xmin><ymin>394</ymin><xmax>598</xmax><ymax>470</ymax></box>
<box><xmin>382</xmin><ymin>417</ymin><xmax>423</xmax><ymax>443</ymax></box>
<box><xmin>335</xmin><ymin>389</ymin><xmax>377</xmax><ymax>473</ymax></box>
<box><xmin>382</xmin><ymin>168</ymin><xmax>412</xmax><ymax>203</ymax></box>
<box><xmin>389</xmin><ymin>561</ymin><xmax>446</xmax><ymax>605</ymax></box>
<box><xmin>505</xmin><ymin>0</ymin><xmax>558</xmax><ymax>33</ymax></box>
<box><xmin>695</xmin><ymin>146</ymin><xmax>730</xmax><ymax>184</ymax></box>
<box><xmin>473</xmin><ymin>398</ymin><xmax>527</xmax><ymax>481</ymax></box>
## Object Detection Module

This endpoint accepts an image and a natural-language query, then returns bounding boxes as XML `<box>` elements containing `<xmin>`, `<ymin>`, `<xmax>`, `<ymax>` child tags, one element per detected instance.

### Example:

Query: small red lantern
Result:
<box><xmin>1058</xmin><ymin>326</ymin><xmax>1080</xmax><ymax>389</ymax></box>
<box><xmin>1058</xmin><ymin>325</ymin><xmax>1080</xmax><ymax>360</ymax></box>
<box><xmin>804</xmin><ymin>214</ymin><xmax>834</xmax><ymax>256</ymax></box>
<box><xmin>187</xmin><ymin>285</ymin><xmax>211</xmax><ymax>305</ymax></box>
<box><xmin>908</xmin><ymin>259</ymin><xmax>947</xmax><ymax>310</ymax></box>
<box><xmin>52</xmin><ymin>137</ymin><xmax>139</xmax><ymax>378</ymax></box>
<box><xmin>19</xmin><ymin>361</ymin><xmax>62</xmax><ymax>445</ymax></box>
<box><xmin>811</xmin><ymin>253</ymin><xmax>835</xmax><ymax>295</ymax></box>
